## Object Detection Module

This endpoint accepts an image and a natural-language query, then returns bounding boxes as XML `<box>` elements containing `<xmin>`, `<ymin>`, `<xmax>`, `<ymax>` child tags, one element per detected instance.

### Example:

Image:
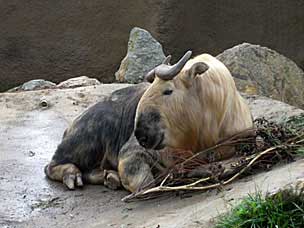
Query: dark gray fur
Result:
<box><xmin>50</xmin><ymin>83</ymin><xmax>149</xmax><ymax>172</ymax></box>
<box><xmin>118</xmin><ymin>132</ymin><xmax>171</xmax><ymax>190</ymax></box>
<box><xmin>45</xmin><ymin>83</ymin><xmax>175</xmax><ymax>191</ymax></box>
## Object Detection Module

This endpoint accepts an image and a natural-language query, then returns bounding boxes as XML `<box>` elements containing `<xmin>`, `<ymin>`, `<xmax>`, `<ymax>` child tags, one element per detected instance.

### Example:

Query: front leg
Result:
<box><xmin>83</xmin><ymin>168</ymin><xmax>121</xmax><ymax>190</ymax></box>
<box><xmin>118</xmin><ymin>154</ymin><xmax>155</xmax><ymax>193</ymax></box>
<box><xmin>104</xmin><ymin>170</ymin><xmax>121</xmax><ymax>190</ymax></box>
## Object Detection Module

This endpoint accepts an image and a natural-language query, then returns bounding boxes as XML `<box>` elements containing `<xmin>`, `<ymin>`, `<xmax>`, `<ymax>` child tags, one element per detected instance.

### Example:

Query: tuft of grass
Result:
<box><xmin>285</xmin><ymin>114</ymin><xmax>304</xmax><ymax>131</ymax></box>
<box><xmin>296</xmin><ymin>147</ymin><xmax>304</xmax><ymax>156</ymax></box>
<box><xmin>215</xmin><ymin>188</ymin><xmax>304</xmax><ymax>228</ymax></box>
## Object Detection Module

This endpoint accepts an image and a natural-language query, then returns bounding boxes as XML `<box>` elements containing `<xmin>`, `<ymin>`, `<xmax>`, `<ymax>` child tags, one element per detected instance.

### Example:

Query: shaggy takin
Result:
<box><xmin>135</xmin><ymin>51</ymin><xmax>253</xmax><ymax>152</ymax></box>
<box><xmin>45</xmin><ymin>51</ymin><xmax>253</xmax><ymax>192</ymax></box>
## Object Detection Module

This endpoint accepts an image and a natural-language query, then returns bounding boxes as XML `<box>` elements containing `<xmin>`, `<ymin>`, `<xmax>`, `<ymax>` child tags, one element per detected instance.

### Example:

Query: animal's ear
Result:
<box><xmin>145</xmin><ymin>69</ymin><xmax>155</xmax><ymax>83</ymax></box>
<box><xmin>187</xmin><ymin>62</ymin><xmax>209</xmax><ymax>79</ymax></box>
<box><xmin>181</xmin><ymin>62</ymin><xmax>209</xmax><ymax>86</ymax></box>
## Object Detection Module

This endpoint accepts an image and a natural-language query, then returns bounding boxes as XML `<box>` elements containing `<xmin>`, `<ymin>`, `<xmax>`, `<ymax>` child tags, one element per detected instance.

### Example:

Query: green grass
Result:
<box><xmin>296</xmin><ymin>147</ymin><xmax>304</xmax><ymax>156</ymax></box>
<box><xmin>285</xmin><ymin>114</ymin><xmax>304</xmax><ymax>130</ymax></box>
<box><xmin>215</xmin><ymin>188</ymin><xmax>304</xmax><ymax>228</ymax></box>
<box><xmin>213</xmin><ymin>114</ymin><xmax>304</xmax><ymax>228</ymax></box>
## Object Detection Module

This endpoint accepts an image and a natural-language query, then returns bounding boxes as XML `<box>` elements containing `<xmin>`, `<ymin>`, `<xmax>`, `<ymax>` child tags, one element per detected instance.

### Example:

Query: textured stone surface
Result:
<box><xmin>8</xmin><ymin>79</ymin><xmax>56</xmax><ymax>92</ymax></box>
<box><xmin>56</xmin><ymin>76</ymin><xmax>100</xmax><ymax>89</ymax></box>
<box><xmin>245</xmin><ymin>93</ymin><xmax>304</xmax><ymax>122</ymax></box>
<box><xmin>0</xmin><ymin>83</ymin><xmax>303</xmax><ymax>228</ymax></box>
<box><xmin>8</xmin><ymin>76</ymin><xmax>101</xmax><ymax>92</ymax></box>
<box><xmin>217</xmin><ymin>43</ymin><xmax>304</xmax><ymax>109</ymax></box>
<box><xmin>115</xmin><ymin>27</ymin><xmax>165</xmax><ymax>83</ymax></box>
<box><xmin>1</xmin><ymin>1</ymin><xmax>304</xmax><ymax>91</ymax></box>
<box><xmin>0</xmin><ymin>1</ymin><xmax>163</xmax><ymax>91</ymax></box>
<box><xmin>156</xmin><ymin>0</ymin><xmax>304</xmax><ymax>70</ymax></box>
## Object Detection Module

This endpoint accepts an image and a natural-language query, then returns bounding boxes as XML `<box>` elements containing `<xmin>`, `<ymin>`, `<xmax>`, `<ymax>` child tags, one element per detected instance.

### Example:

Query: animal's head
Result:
<box><xmin>134</xmin><ymin>51</ymin><xmax>209</xmax><ymax>150</ymax></box>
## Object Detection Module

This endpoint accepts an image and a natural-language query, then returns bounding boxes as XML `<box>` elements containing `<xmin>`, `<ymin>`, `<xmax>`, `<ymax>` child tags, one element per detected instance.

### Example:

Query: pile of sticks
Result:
<box><xmin>123</xmin><ymin>115</ymin><xmax>304</xmax><ymax>202</ymax></box>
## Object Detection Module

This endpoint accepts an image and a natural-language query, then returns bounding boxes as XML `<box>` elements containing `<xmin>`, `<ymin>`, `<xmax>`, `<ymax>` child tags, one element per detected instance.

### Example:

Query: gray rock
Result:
<box><xmin>22</xmin><ymin>79</ymin><xmax>56</xmax><ymax>91</ymax></box>
<box><xmin>115</xmin><ymin>27</ymin><xmax>165</xmax><ymax>83</ymax></box>
<box><xmin>217</xmin><ymin>43</ymin><xmax>304</xmax><ymax>109</ymax></box>
<box><xmin>244</xmin><ymin>93</ymin><xmax>304</xmax><ymax>123</ymax></box>
<box><xmin>56</xmin><ymin>76</ymin><xmax>101</xmax><ymax>89</ymax></box>
<box><xmin>8</xmin><ymin>79</ymin><xmax>56</xmax><ymax>92</ymax></box>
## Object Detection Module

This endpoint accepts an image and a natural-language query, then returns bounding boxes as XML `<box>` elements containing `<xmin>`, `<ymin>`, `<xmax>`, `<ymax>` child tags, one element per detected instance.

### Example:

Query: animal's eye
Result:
<box><xmin>163</xmin><ymin>89</ymin><xmax>173</xmax><ymax>95</ymax></box>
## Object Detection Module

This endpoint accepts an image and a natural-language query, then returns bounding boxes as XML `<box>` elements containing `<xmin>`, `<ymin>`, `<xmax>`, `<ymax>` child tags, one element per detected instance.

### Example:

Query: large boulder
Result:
<box><xmin>115</xmin><ymin>27</ymin><xmax>166</xmax><ymax>83</ymax></box>
<box><xmin>217</xmin><ymin>43</ymin><xmax>304</xmax><ymax>109</ymax></box>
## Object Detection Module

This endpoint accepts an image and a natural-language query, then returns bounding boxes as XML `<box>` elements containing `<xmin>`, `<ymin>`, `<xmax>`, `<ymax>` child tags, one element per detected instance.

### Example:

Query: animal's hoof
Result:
<box><xmin>63</xmin><ymin>172</ymin><xmax>83</xmax><ymax>190</ymax></box>
<box><xmin>76</xmin><ymin>173</ymin><xmax>84</xmax><ymax>187</ymax></box>
<box><xmin>104</xmin><ymin>170</ymin><xmax>121</xmax><ymax>190</ymax></box>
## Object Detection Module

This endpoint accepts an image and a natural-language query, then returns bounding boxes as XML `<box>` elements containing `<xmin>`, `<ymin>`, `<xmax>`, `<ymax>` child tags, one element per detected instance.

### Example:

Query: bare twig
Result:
<box><xmin>160</xmin><ymin>173</ymin><xmax>171</xmax><ymax>187</ymax></box>
<box><xmin>124</xmin><ymin>145</ymin><xmax>279</xmax><ymax>201</ymax></box>
<box><xmin>122</xmin><ymin>117</ymin><xmax>304</xmax><ymax>202</ymax></box>
<box><xmin>180</xmin><ymin>128</ymin><xmax>256</xmax><ymax>167</ymax></box>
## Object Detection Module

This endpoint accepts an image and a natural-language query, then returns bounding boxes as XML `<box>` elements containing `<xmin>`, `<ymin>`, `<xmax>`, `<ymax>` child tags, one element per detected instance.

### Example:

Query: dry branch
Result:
<box><xmin>122</xmin><ymin>116</ymin><xmax>304</xmax><ymax>202</ymax></box>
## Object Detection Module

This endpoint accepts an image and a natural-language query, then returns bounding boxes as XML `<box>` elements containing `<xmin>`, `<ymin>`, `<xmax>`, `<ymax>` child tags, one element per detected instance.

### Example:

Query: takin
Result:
<box><xmin>45</xmin><ymin>51</ymin><xmax>253</xmax><ymax>192</ymax></box>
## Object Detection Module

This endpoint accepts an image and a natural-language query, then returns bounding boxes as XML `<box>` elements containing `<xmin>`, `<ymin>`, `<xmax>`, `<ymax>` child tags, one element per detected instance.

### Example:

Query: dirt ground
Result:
<box><xmin>0</xmin><ymin>84</ymin><xmax>303</xmax><ymax>228</ymax></box>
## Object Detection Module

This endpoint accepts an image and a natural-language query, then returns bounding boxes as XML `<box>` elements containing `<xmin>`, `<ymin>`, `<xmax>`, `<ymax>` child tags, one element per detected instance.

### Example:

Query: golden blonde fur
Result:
<box><xmin>136</xmin><ymin>54</ymin><xmax>253</xmax><ymax>153</ymax></box>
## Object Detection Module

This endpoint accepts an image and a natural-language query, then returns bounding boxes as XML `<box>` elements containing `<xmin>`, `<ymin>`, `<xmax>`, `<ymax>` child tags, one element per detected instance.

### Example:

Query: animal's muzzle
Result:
<box><xmin>135</xmin><ymin>110</ymin><xmax>165</xmax><ymax>150</ymax></box>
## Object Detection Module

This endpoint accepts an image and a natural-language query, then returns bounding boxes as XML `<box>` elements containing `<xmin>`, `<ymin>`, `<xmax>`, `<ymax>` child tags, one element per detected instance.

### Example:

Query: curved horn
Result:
<box><xmin>144</xmin><ymin>55</ymin><xmax>172</xmax><ymax>83</ymax></box>
<box><xmin>155</xmin><ymin>50</ymin><xmax>192</xmax><ymax>80</ymax></box>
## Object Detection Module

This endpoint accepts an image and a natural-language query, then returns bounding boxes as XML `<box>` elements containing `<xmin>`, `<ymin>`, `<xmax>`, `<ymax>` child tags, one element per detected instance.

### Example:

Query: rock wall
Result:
<box><xmin>157</xmin><ymin>0</ymin><xmax>304</xmax><ymax>67</ymax></box>
<box><xmin>1</xmin><ymin>0</ymin><xmax>304</xmax><ymax>91</ymax></box>
<box><xmin>0</xmin><ymin>0</ymin><xmax>161</xmax><ymax>91</ymax></box>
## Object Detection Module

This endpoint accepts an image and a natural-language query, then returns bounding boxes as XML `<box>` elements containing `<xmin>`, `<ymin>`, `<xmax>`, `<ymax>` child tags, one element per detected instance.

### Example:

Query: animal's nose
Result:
<box><xmin>135</xmin><ymin>129</ymin><xmax>148</xmax><ymax>147</ymax></box>
<box><xmin>137</xmin><ymin>135</ymin><xmax>148</xmax><ymax>147</ymax></box>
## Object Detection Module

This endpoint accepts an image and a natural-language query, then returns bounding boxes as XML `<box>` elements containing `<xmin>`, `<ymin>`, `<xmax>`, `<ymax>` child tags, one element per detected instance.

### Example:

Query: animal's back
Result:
<box><xmin>185</xmin><ymin>53</ymin><xmax>253</xmax><ymax>147</ymax></box>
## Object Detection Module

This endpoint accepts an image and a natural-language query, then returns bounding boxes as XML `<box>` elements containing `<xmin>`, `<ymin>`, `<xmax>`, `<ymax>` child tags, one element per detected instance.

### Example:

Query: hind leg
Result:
<box><xmin>45</xmin><ymin>160</ymin><xmax>83</xmax><ymax>190</ymax></box>
<box><xmin>83</xmin><ymin>168</ymin><xmax>121</xmax><ymax>190</ymax></box>
<box><xmin>118</xmin><ymin>155</ymin><xmax>154</xmax><ymax>193</ymax></box>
